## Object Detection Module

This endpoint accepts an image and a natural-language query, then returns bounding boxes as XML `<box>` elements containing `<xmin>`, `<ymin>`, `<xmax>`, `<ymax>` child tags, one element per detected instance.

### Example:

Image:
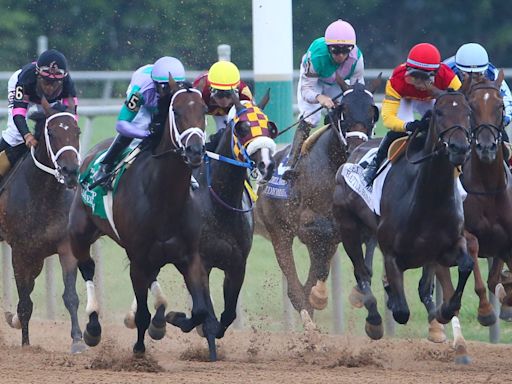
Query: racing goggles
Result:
<box><xmin>329</xmin><ymin>45</ymin><xmax>354</xmax><ymax>56</ymax></box>
<box><xmin>406</xmin><ymin>67</ymin><xmax>436</xmax><ymax>81</ymax></box>
<box><xmin>37</xmin><ymin>65</ymin><xmax>67</xmax><ymax>80</ymax></box>
<box><xmin>211</xmin><ymin>88</ymin><xmax>238</xmax><ymax>99</ymax></box>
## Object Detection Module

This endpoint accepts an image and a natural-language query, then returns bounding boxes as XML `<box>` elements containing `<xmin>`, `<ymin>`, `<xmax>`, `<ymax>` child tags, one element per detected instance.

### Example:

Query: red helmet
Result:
<box><xmin>406</xmin><ymin>43</ymin><xmax>441</xmax><ymax>71</ymax></box>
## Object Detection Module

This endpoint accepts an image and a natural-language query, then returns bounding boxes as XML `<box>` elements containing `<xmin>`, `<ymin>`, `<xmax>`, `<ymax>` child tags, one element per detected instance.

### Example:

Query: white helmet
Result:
<box><xmin>151</xmin><ymin>56</ymin><xmax>186</xmax><ymax>83</ymax></box>
<box><xmin>455</xmin><ymin>43</ymin><xmax>489</xmax><ymax>73</ymax></box>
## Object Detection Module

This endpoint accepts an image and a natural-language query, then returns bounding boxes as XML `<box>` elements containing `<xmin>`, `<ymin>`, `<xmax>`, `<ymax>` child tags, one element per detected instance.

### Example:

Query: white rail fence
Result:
<box><xmin>0</xmin><ymin>70</ymin><xmax>507</xmax><ymax>342</ymax></box>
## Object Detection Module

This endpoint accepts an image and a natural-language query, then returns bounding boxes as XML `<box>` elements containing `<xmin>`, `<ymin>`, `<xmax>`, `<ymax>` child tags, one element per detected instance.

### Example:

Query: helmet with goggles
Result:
<box><xmin>36</xmin><ymin>49</ymin><xmax>68</xmax><ymax>80</ymax></box>
<box><xmin>151</xmin><ymin>56</ymin><xmax>186</xmax><ymax>83</ymax></box>
<box><xmin>455</xmin><ymin>43</ymin><xmax>489</xmax><ymax>73</ymax></box>
<box><xmin>208</xmin><ymin>61</ymin><xmax>240</xmax><ymax>91</ymax></box>
<box><xmin>406</xmin><ymin>43</ymin><xmax>441</xmax><ymax>71</ymax></box>
<box><xmin>324</xmin><ymin>19</ymin><xmax>356</xmax><ymax>46</ymax></box>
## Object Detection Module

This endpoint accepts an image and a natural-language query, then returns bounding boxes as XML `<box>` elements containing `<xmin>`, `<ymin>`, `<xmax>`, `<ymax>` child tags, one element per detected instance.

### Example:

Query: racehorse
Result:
<box><xmin>125</xmin><ymin>94</ymin><xmax>277</xmax><ymax>356</ymax></box>
<box><xmin>0</xmin><ymin>98</ymin><xmax>84</xmax><ymax>353</ymax></box>
<box><xmin>254</xmin><ymin>75</ymin><xmax>381</xmax><ymax>331</ymax></box>
<box><xmin>67</xmin><ymin>77</ymin><xmax>214</xmax><ymax>358</ymax></box>
<box><xmin>333</xmin><ymin>88</ymin><xmax>473</xmax><ymax>340</ymax></box>
<box><xmin>419</xmin><ymin>71</ymin><xmax>511</xmax><ymax>362</ymax></box>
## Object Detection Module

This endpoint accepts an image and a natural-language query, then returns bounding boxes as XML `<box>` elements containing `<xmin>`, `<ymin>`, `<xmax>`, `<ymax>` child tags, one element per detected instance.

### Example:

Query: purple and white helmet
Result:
<box><xmin>151</xmin><ymin>56</ymin><xmax>186</xmax><ymax>83</ymax></box>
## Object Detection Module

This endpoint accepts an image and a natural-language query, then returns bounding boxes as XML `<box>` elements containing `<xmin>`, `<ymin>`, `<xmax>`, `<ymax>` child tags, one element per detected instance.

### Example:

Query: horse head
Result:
<box><xmin>158</xmin><ymin>74</ymin><xmax>207</xmax><ymax>168</ymax></box>
<box><xmin>227</xmin><ymin>91</ymin><xmax>277</xmax><ymax>184</ymax></box>
<box><xmin>462</xmin><ymin>70</ymin><xmax>505</xmax><ymax>163</ymax></box>
<box><xmin>428</xmin><ymin>87</ymin><xmax>472</xmax><ymax>166</ymax></box>
<box><xmin>39</xmin><ymin>96</ymin><xmax>81</xmax><ymax>188</ymax></box>
<box><xmin>334</xmin><ymin>73</ymin><xmax>381</xmax><ymax>154</ymax></box>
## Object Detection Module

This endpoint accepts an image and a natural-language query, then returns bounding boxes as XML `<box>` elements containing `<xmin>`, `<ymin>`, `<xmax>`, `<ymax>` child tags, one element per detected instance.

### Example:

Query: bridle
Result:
<box><xmin>31</xmin><ymin>111</ymin><xmax>81</xmax><ymax>183</ymax></box>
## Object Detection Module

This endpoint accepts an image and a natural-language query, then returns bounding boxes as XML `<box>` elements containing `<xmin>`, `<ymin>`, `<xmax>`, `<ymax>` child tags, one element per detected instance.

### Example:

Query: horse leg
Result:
<box><xmin>217</xmin><ymin>262</ymin><xmax>246</xmax><ymax>339</ymax></box>
<box><xmin>8</xmin><ymin>253</ymin><xmax>44</xmax><ymax>346</ymax></box>
<box><xmin>348</xmin><ymin>236</ymin><xmax>378</xmax><ymax>309</ymax></box>
<box><xmin>304</xmin><ymin>240</ymin><xmax>337</xmax><ymax>312</ymax></box>
<box><xmin>383</xmin><ymin>253</ymin><xmax>409</xmax><ymax>324</ymax></box>
<box><xmin>69</xmin><ymin>199</ymin><xmax>101</xmax><ymax>347</ymax></box>
<box><xmin>57</xmin><ymin>242</ymin><xmax>87</xmax><ymax>354</ymax></box>
<box><xmin>419</xmin><ymin>265</ymin><xmax>446</xmax><ymax>343</ymax></box>
<box><xmin>342</xmin><ymin>229</ymin><xmax>382</xmax><ymax>339</ymax></box>
<box><xmin>269</xmin><ymin>229</ymin><xmax>309</xmax><ymax>315</ymax></box>
<box><xmin>464</xmin><ymin>232</ymin><xmax>496</xmax><ymax>326</ymax></box>
<box><xmin>434</xmin><ymin>266</ymin><xmax>471</xmax><ymax>364</ymax></box>
<box><xmin>166</xmin><ymin>253</ymin><xmax>218</xmax><ymax>361</ymax></box>
<box><xmin>497</xmin><ymin>259</ymin><xmax>512</xmax><ymax>321</ymax></box>
<box><xmin>437</xmin><ymin>239</ymin><xmax>474</xmax><ymax>324</ymax></box>
<box><xmin>129</xmin><ymin>263</ymin><xmax>152</xmax><ymax>355</ymax></box>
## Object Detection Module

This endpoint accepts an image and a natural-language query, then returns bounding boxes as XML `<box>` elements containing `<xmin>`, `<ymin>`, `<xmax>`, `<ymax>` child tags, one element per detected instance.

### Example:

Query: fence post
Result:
<box><xmin>2</xmin><ymin>243</ymin><xmax>13</xmax><ymax>310</ymax></box>
<box><xmin>217</xmin><ymin>44</ymin><xmax>231</xmax><ymax>62</ymax></box>
<box><xmin>330</xmin><ymin>251</ymin><xmax>344</xmax><ymax>334</ymax></box>
<box><xmin>44</xmin><ymin>256</ymin><xmax>57</xmax><ymax>319</ymax></box>
<box><xmin>80</xmin><ymin>116</ymin><xmax>94</xmax><ymax>155</ymax></box>
<box><xmin>488</xmin><ymin>258</ymin><xmax>500</xmax><ymax>343</ymax></box>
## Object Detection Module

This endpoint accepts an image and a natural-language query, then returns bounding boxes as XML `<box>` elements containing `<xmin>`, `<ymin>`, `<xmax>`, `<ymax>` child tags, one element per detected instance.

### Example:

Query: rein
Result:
<box><xmin>31</xmin><ymin>112</ymin><xmax>80</xmax><ymax>183</ymax></box>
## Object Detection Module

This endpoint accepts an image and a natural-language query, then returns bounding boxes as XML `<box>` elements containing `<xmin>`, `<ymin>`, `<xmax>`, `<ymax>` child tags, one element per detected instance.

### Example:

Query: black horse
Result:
<box><xmin>1</xmin><ymin>98</ymin><xmax>83</xmax><ymax>352</ymax></box>
<box><xmin>254</xmin><ymin>76</ymin><xmax>381</xmax><ymax>330</ymax></box>
<box><xmin>68</xmin><ymin>78</ymin><xmax>216</xmax><ymax>358</ymax></box>
<box><xmin>333</xmin><ymin>88</ymin><xmax>473</xmax><ymax>337</ymax></box>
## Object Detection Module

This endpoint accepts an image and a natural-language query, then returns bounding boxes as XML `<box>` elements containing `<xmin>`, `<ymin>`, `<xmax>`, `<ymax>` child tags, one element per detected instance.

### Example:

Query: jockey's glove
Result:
<box><xmin>405</xmin><ymin>120</ymin><xmax>425</xmax><ymax>133</ymax></box>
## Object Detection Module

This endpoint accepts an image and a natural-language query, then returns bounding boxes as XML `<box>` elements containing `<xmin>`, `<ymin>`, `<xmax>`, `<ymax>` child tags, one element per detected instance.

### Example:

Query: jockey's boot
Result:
<box><xmin>91</xmin><ymin>135</ymin><xmax>132</xmax><ymax>187</ymax></box>
<box><xmin>363</xmin><ymin>132</ymin><xmax>395</xmax><ymax>186</ymax></box>
<box><xmin>282</xmin><ymin>120</ymin><xmax>314</xmax><ymax>181</ymax></box>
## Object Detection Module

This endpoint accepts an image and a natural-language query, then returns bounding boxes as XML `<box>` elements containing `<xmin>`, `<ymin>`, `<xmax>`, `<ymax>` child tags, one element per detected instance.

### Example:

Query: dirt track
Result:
<box><xmin>1</xmin><ymin>318</ymin><xmax>511</xmax><ymax>384</ymax></box>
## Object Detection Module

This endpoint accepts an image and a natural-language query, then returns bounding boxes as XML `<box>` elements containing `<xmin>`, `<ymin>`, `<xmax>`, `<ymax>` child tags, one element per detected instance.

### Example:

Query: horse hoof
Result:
<box><xmin>123</xmin><ymin>313</ymin><xmax>136</xmax><ymax>329</ymax></box>
<box><xmin>148</xmin><ymin>322</ymin><xmax>166</xmax><ymax>340</ymax></box>
<box><xmin>309</xmin><ymin>289</ymin><xmax>328</xmax><ymax>310</ymax></box>
<box><xmin>427</xmin><ymin>319</ymin><xmax>446</xmax><ymax>343</ymax></box>
<box><xmin>477</xmin><ymin>312</ymin><xmax>497</xmax><ymax>327</ymax></box>
<box><xmin>348</xmin><ymin>286</ymin><xmax>364</xmax><ymax>308</ymax></box>
<box><xmin>133</xmin><ymin>344</ymin><xmax>146</xmax><ymax>356</ymax></box>
<box><xmin>83</xmin><ymin>329</ymin><xmax>101</xmax><ymax>347</ymax></box>
<box><xmin>365</xmin><ymin>321</ymin><xmax>383</xmax><ymax>340</ymax></box>
<box><xmin>4</xmin><ymin>312</ymin><xmax>21</xmax><ymax>329</ymax></box>
<box><xmin>392</xmin><ymin>309</ymin><xmax>409</xmax><ymax>325</ymax></box>
<box><xmin>70</xmin><ymin>340</ymin><xmax>87</xmax><ymax>354</ymax></box>
<box><xmin>166</xmin><ymin>311</ymin><xmax>186</xmax><ymax>326</ymax></box>
<box><xmin>499</xmin><ymin>305</ymin><xmax>512</xmax><ymax>322</ymax></box>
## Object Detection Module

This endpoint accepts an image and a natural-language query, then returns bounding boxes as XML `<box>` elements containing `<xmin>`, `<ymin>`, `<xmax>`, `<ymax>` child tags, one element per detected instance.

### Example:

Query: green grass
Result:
<box><xmin>2</xmin><ymin>112</ymin><xmax>512</xmax><ymax>345</ymax></box>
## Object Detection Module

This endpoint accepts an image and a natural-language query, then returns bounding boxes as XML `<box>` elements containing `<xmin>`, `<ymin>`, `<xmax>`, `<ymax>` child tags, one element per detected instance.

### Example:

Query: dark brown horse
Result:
<box><xmin>333</xmin><ymin>89</ymin><xmax>473</xmax><ymax>338</ymax></box>
<box><xmin>126</xmin><ymin>95</ymin><xmax>277</xmax><ymax>356</ymax></box>
<box><xmin>1</xmin><ymin>99</ymin><xmax>83</xmax><ymax>352</ymax></box>
<box><xmin>68</xmin><ymin>78</ymin><xmax>215</xmax><ymax>358</ymax></box>
<box><xmin>254</xmin><ymin>77</ymin><xmax>381</xmax><ymax>330</ymax></box>
<box><xmin>419</xmin><ymin>71</ymin><xmax>511</xmax><ymax>362</ymax></box>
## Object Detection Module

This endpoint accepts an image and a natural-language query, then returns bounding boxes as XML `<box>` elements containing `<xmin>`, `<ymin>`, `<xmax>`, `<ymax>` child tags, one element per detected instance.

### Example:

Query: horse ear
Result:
<box><xmin>232</xmin><ymin>89</ymin><xmax>245</xmax><ymax>113</ymax></box>
<box><xmin>372</xmin><ymin>105</ymin><xmax>380</xmax><ymax>123</ymax></box>
<box><xmin>168</xmin><ymin>72</ymin><xmax>178</xmax><ymax>91</ymax></box>
<box><xmin>257</xmin><ymin>88</ymin><xmax>271</xmax><ymax>110</ymax></box>
<box><xmin>368</xmin><ymin>72</ymin><xmax>382</xmax><ymax>94</ymax></box>
<box><xmin>267</xmin><ymin>121</ymin><xmax>278</xmax><ymax>139</ymax></box>
<box><xmin>194</xmin><ymin>76</ymin><xmax>207</xmax><ymax>92</ymax></box>
<box><xmin>41</xmin><ymin>96</ymin><xmax>52</xmax><ymax>115</ymax></box>
<box><xmin>335</xmin><ymin>72</ymin><xmax>351</xmax><ymax>93</ymax></box>
<box><xmin>459</xmin><ymin>72</ymin><xmax>472</xmax><ymax>95</ymax></box>
<box><xmin>495</xmin><ymin>69</ymin><xmax>505</xmax><ymax>89</ymax></box>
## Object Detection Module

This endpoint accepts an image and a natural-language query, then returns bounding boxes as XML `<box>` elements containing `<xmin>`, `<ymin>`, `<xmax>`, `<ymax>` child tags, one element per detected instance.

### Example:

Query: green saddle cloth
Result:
<box><xmin>79</xmin><ymin>144</ymin><xmax>138</xmax><ymax>219</ymax></box>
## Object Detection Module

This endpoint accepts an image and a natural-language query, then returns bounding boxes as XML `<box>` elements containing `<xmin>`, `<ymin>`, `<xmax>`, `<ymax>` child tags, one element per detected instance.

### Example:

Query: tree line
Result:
<box><xmin>0</xmin><ymin>0</ymin><xmax>510</xmax><ymax>72</ymax></box>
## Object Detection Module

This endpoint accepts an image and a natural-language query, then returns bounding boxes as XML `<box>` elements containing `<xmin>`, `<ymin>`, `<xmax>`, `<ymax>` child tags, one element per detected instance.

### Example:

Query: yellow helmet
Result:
<box><xmin>207</xmin><ymin>61</ymin><xmax>240</xmax><ymax>90</ymax></box>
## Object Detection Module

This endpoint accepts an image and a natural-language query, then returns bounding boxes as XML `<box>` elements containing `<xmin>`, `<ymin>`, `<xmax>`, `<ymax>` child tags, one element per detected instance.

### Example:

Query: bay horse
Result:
<box><xmin>254</xmin><ymin>76</ymin><xmax>381</xmax><ymax>331</ymax></box>
<box><xmin>419</xmin><ymin>71</ymin><xmax>512</xmax><ymax>360</ymax></box>
<box><xmin>68</xmin><ymin>77</ymin><xmax>214</xmax><ymax>357</ymax></box>
<box><xmin>0</xmin><ymin>98</ymin><xmax>83</xmax><ymax>352</ymax></box>
<box><xmin>333</xmin><ymin>88</ymin><xmax>473</xmax><ymax>339</ymax></box>
<box><xmin>125</xmin><ymin>94</ymin><xmax>277</xmax><ymax>357</ymax></box>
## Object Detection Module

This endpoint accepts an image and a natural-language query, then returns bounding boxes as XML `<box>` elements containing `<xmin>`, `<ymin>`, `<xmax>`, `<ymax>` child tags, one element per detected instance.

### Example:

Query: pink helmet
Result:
<box><xmin>324</xmin><ymin>19</ymin><xmax>356</xmax><ymax>46</ymax></box>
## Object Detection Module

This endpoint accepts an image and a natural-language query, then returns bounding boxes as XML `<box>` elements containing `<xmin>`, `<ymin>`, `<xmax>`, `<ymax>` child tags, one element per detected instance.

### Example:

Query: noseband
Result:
<box><xmin>31</xmin><ymin>111</ymin><xmax>81</xmax><ymax>183</ymax></box>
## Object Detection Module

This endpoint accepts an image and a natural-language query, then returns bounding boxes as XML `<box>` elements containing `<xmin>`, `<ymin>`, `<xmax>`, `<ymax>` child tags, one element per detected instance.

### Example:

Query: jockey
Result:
<box><xmin>444</xmin><ymin>42</ymin><xmax>512</xmax><ymax>133</ymax></box>
<box><xmin>283</xmin><ymin>19</ymin><xmax>364</xmax><ymax>179</ymax></box>
<box><xmin>193</xmin><ymin>61</ymin><xmax>253</xmax><ymax>132</ymax></box>
<box><xmin>91</xmin><ymin>56</ymin><xmax>186</xmax><ymax>185</ymax></box>
<box><xmin>0</xmin><ymin>49</ymin><xmax>77</xmax><ymax>164</ymax></box>
<box><xmin>363</xmin><ymin>43</ymin><xmax>462</xmax><ymax>185</ymax></box>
